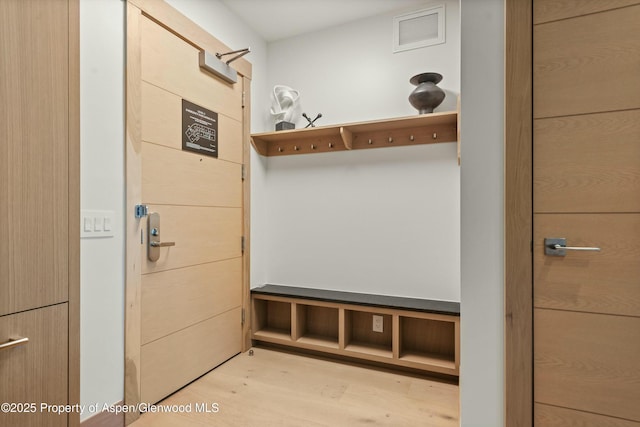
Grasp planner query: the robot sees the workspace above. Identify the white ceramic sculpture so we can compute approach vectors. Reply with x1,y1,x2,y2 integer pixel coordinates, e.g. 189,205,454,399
270,85,300,124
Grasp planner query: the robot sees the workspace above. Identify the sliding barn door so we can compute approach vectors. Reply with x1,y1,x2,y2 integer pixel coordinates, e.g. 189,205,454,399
125,1,251,415
533,1,640,425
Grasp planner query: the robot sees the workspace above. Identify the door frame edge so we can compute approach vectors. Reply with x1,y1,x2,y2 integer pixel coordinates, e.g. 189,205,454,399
69,0,81,425
124,2,144,425
504,0,533,426
242,76,252,352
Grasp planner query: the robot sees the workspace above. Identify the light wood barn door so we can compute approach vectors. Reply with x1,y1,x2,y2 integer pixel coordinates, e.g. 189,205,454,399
533,2,640,425
125,1,250,414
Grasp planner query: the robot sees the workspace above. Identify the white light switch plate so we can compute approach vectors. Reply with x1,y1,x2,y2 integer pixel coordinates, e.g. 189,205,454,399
81,210,115,238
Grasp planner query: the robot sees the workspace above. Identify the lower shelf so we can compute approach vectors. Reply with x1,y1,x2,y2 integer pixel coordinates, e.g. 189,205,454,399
344,342,393,359
399,351,456,371
253,328,291,342
297,335,339,349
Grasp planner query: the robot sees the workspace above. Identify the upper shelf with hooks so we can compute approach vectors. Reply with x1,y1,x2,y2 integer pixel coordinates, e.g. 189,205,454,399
250,111,459,159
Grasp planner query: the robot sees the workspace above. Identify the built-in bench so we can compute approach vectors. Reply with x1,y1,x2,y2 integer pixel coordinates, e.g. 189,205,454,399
251,284,460,377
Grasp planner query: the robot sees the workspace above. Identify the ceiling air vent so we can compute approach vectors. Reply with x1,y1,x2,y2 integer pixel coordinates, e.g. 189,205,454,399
393,5,445,53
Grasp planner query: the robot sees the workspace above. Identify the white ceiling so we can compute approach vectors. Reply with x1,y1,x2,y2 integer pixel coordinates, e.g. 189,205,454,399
220,0,430,42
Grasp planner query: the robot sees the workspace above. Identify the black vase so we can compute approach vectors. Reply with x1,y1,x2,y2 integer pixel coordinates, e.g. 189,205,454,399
408,72,445,114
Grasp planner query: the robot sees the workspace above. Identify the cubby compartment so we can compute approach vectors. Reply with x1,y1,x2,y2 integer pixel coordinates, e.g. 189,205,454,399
399,316,456,370
295,304,339,349
252,298,292,341
344,310,393,358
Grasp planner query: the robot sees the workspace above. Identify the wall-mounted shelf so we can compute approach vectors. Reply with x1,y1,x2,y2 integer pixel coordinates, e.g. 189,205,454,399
251,111,458,157
251,285,460,377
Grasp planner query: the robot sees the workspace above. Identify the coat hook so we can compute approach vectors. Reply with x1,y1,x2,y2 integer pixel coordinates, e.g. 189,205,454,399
278,147,283,152
311,144,316,150
410,135,415,141
368,139,373,145
329,142,334,148
432,132,437,139
388,137,393,143
294,145,299,151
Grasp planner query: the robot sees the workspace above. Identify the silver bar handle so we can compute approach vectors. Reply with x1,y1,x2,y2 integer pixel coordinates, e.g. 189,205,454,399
150,241,175,248
553,244,600,252
545,237,601,256
0,337,29,351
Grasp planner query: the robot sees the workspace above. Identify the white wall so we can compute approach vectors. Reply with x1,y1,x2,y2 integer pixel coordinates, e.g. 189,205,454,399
263,0,460,301
267,1,460,127
459,0,504,425
165,0,270,289
79,0,125,420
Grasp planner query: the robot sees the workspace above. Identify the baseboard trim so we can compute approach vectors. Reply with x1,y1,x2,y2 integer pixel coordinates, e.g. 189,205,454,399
80,401,124,427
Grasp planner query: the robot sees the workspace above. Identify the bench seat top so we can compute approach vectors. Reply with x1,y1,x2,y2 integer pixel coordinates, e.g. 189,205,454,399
251,284,460,316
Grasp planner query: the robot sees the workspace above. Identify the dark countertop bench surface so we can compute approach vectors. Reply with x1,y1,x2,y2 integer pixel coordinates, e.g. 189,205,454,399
251,284,460,316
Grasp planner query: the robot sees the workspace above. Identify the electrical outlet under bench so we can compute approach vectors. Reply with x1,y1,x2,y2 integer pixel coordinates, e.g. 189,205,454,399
372,315,384,333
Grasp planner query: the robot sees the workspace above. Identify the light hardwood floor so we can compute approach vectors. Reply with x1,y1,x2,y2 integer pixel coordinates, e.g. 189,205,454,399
131,347,459,426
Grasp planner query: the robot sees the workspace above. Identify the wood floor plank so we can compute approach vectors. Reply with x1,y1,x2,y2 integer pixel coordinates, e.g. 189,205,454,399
131,348,459,427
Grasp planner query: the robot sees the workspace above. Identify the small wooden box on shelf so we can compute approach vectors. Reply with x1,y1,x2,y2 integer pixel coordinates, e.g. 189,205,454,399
251,285,460,377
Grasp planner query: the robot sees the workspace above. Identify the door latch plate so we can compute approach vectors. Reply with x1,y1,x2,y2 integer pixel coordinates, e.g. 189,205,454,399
148,212,161,261
544,237,566,256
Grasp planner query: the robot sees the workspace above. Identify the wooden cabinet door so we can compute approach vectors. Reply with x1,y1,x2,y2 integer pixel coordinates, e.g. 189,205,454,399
533,2,640,425
0,1,79,425
0,304,68,427
0,0,70,316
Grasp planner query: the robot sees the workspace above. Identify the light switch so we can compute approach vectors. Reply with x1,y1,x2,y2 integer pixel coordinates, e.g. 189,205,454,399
81,210,115,238
93,216,104,232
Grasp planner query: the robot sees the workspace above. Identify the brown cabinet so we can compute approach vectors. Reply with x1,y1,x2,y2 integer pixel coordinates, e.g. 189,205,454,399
0,305,69,427
0,0,79,425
